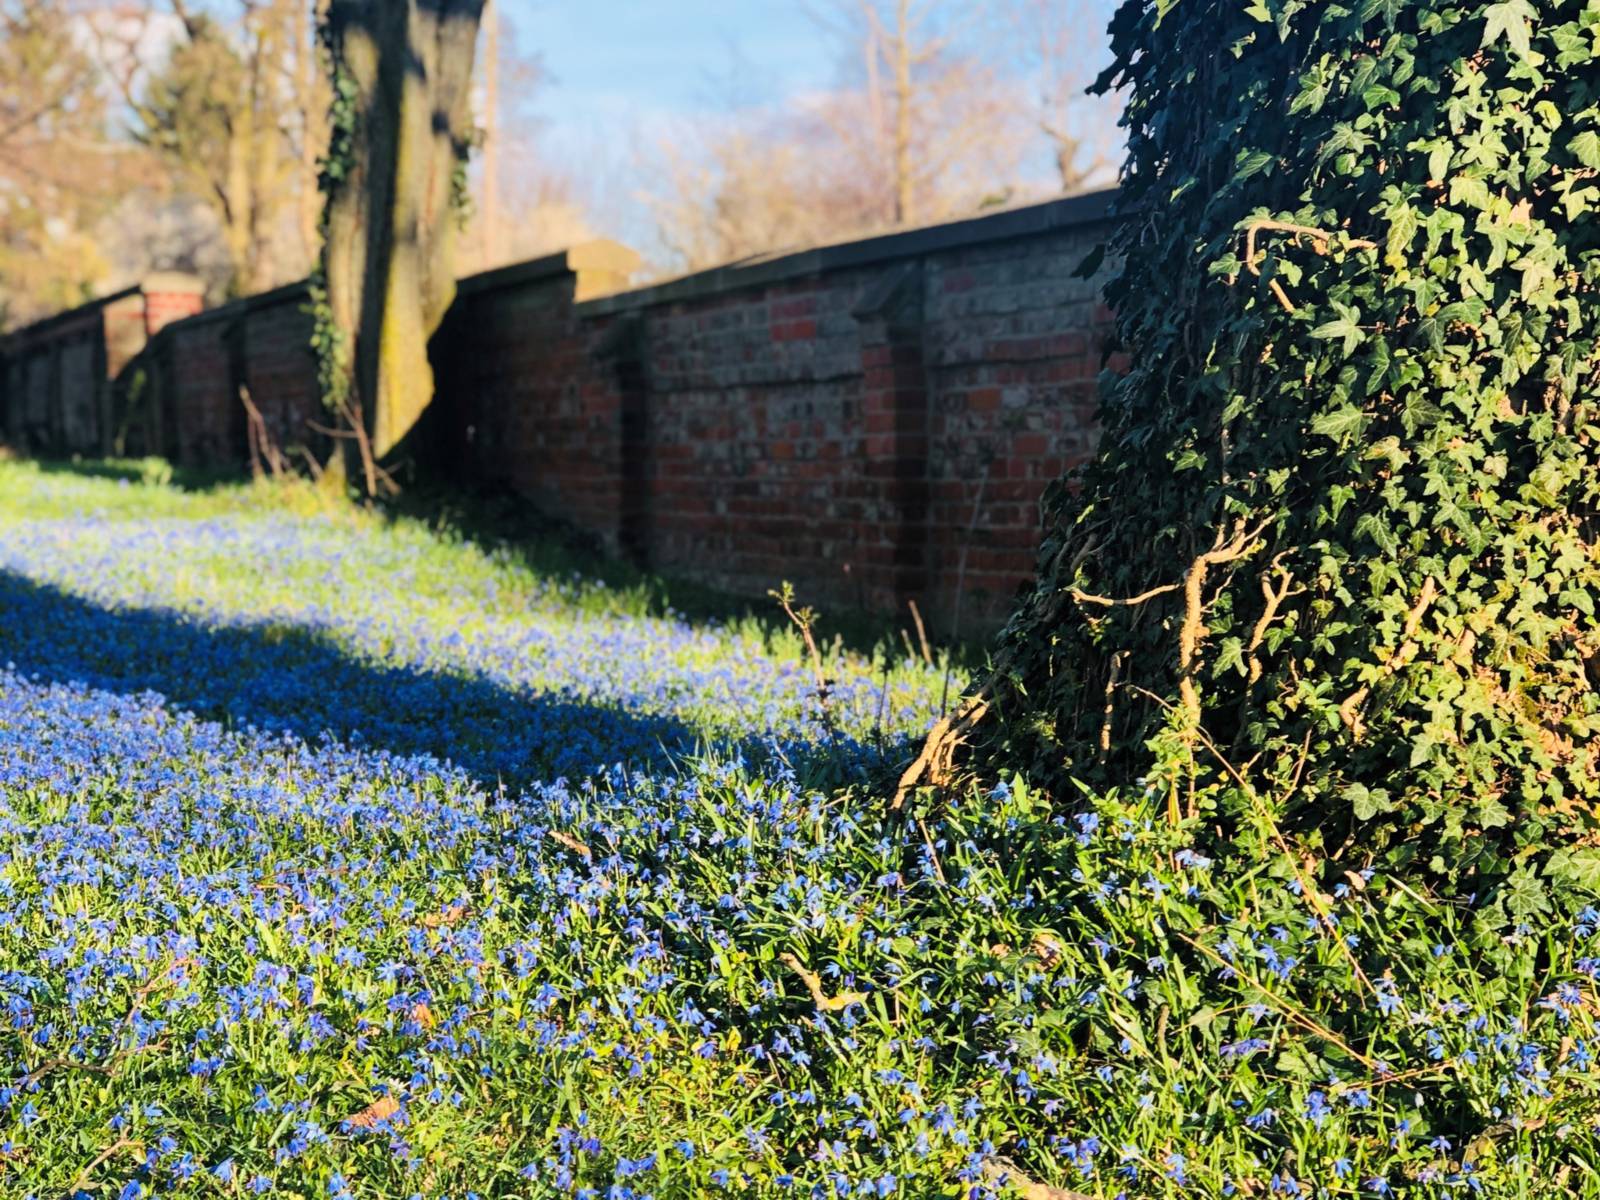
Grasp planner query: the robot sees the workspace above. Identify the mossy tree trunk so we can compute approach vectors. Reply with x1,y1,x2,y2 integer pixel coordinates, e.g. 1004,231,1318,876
319,0,484,478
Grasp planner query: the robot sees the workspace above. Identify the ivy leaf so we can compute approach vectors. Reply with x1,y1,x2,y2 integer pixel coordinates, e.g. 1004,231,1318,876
1482,0,1536,59
1386,204,1419,260
1344,783,1393,821
1362,84,1401,110
1073,243,1108,279
1355,513,1399,556
1449,175,1491,210
1427,142,1452,182
1359,0,1403,29
1213,637,1247,678
1312,306,1366,357
1570,130,1600,170
1311,405,1368,441
1236,148,1275,180
1551,22,1594,68
1503,866,1551,919
1547,849,1600,892
1290,67,1331,115
1317,123,1369,168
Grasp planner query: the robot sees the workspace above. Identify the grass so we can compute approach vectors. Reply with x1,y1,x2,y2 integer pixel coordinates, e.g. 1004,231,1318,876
3,457,1600,1199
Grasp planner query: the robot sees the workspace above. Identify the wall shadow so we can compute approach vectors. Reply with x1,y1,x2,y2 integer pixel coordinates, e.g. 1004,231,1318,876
0,569,707,789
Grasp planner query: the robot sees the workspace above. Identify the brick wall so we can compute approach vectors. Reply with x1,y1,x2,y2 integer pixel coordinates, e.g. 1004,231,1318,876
0,276,203,457
446,190,1120,631
8,192,1120,634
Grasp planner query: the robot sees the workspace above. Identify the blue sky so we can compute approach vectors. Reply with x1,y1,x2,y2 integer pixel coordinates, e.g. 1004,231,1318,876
496,1,848,249
506,1,839,130
487,1,1120,257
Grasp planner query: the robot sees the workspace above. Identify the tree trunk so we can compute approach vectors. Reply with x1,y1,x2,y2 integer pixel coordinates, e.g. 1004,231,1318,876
891,0,914,226
320,0,485,463
294,0,327,270
480,0,501,267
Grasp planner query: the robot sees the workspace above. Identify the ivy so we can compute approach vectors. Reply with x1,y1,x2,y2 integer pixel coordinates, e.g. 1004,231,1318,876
966,0,1600,910
307,12,359,419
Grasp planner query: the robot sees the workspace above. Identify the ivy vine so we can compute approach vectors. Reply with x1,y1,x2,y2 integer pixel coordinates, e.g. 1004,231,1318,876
950,0,1600,918
306,11,359,419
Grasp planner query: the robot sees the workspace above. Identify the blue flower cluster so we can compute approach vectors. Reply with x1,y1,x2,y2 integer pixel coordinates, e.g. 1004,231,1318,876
0,501,948,783
2,464,1600,1199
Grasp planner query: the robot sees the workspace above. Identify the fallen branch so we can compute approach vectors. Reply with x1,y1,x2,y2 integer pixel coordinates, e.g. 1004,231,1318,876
778,952,867,1012
546,829,593,860
891,691,992,810
981,1157,1097,1200
71,1136,137,1194
240,384,289,480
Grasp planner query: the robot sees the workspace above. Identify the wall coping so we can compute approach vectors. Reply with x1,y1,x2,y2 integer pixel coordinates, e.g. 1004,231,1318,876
161,279,313,333
579,188,1118,316
456,240,641,299
141,271,207,296
1,284,142,348
157,240,643,339
1,273,205,348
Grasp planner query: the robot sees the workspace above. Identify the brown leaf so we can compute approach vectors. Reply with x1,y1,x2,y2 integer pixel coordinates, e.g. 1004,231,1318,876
1030,934,1064,969
546,829,593,859
422,902,469,928
344,1095,400,1131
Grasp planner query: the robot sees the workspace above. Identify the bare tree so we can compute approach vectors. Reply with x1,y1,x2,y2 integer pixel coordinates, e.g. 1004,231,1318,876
452,4,591,276
816,0,1023,229
642,0,1025,275
1011,0,1121,193
96,0,329,298
478,0,501,266
0,1,133,325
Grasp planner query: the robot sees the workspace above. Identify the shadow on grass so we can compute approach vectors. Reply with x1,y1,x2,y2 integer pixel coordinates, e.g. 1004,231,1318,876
0,568,715,788
30,455,245,493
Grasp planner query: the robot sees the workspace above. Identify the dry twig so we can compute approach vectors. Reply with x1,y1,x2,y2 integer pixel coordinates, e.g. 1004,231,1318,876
1235,219,1378,313
779,953,866,1012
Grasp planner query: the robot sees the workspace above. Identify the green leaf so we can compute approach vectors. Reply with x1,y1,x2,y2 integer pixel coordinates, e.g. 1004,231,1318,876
1344,783,1393,821
1427,142,1452,182
1213,637,1247,678
1073,242,1108,279
1311,405,1368,441
1312,307,1366,357
1547,849,1600,892
1359,0,1403,29
1482,0,1536,58
1235,148,1275,180
1570,130,1600,170
1386,204,1419,259
1449,175,1491,210
1503,866,1551,919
